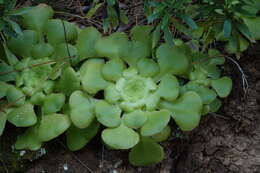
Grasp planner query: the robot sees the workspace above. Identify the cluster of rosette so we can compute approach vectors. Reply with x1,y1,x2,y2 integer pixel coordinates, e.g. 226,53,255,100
0,4,232,166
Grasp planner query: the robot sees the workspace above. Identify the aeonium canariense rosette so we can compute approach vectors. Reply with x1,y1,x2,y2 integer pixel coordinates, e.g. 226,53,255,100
0,4,233,166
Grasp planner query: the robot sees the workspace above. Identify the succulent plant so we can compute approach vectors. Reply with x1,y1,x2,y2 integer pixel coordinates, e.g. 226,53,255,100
0,4,233,166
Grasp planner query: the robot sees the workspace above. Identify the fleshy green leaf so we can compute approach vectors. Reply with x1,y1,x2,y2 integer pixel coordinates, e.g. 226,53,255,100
102,123,139,149
211,77,232,98
21,4,54,32
7,30,39,58
0,62,17,82
15,124,42,151
66,120,100,151
95,32,128,59
157,74,179,101
53,43,79,65
160,91,202,131
38,113,71,142
42,93,65,114
104,84,121,104
208,98,222,113
30,92,45,105
130,25,153,54
121,41,150,67
145,93,161,111
80,59,108,94
18,58,52,93
141,110,170,136
137,58,159,77
76,27,102,60
102,58,126,82
55,67,81,96
7,103,37,127
156,43,189,77
44,19,78,45
6,86,25,106
69,91,95,129
0,82,11,99
123,110,147,129
129,137,164,166
31,43,54,59
3,44,19,66
185,82,217,104
151,125,171,142
95,100,121,128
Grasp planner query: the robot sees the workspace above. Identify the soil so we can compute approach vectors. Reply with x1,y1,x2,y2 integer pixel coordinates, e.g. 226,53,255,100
1,1,260,173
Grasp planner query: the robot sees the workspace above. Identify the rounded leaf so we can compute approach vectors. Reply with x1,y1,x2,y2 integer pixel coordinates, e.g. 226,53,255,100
31,43,54,59
0,81,11,99
95,100,121,128
185,82,217,104
7,103,37,127
104,84,121,104
7,30,39,58
38,113,71,142
137,58,159,77
15,124,42,151
156,44,189,76
102,58,126,82
6,86,25,106
80,59,108,94
145,93,161,111
95,32,128,59
44,19,78,45
69,91,95,128
42,93,65,114
141,110,170,136
211,77,232,98
30,92,46,105
208,98,222,113
53,43,79,65
157,74,179,101
130,25,153,56
123,110,147,129
102,123,139,149
151,125,171,142
121,41,150,67
129,137,164,166
21,4,54,32
160,91,202,131
66,120,100,151
76,27,102,59
55,67,81,96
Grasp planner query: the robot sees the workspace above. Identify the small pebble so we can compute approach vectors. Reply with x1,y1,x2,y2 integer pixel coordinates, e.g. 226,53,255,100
20,150,26,156
63,163,69,171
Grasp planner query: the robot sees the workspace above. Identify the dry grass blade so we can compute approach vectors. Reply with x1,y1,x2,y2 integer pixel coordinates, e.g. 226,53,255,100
0,55,74,76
